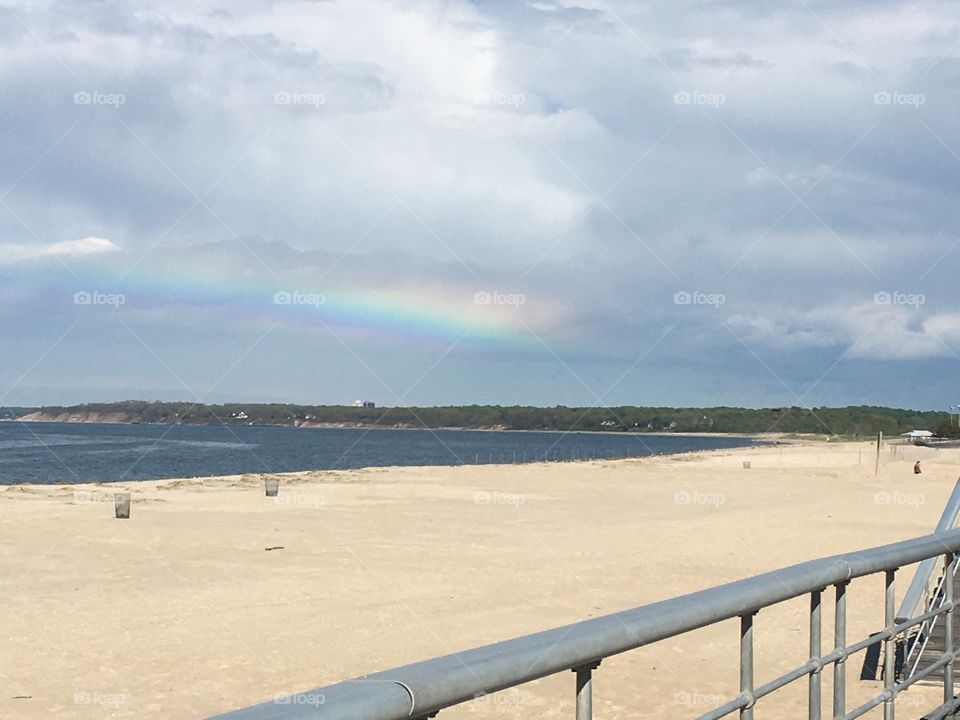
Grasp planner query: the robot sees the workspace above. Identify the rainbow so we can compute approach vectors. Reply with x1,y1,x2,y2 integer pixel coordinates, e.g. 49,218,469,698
69,259,543,349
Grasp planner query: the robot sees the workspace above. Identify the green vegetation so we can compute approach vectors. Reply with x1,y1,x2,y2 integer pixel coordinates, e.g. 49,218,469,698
932,417,960,439
0,407,31,420
3,401,952,437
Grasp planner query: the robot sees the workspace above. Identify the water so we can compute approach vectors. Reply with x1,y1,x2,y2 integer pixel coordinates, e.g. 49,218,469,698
0,421,759,484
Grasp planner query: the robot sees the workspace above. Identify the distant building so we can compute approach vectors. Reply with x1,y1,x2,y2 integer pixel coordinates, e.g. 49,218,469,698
901,430,934,444
353,400,375,409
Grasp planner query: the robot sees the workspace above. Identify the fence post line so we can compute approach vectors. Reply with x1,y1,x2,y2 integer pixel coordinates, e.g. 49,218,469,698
741,612,755,720
833,581,848,720
883,569,896,720
573,661,599,720
945,552,956,706
810,589,822,720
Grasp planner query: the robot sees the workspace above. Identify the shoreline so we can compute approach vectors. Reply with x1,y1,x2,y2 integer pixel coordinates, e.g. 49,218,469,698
3,442,743,491
11,415,776,437
7,417,864,441
0,447,752,487
0,434,901,490
0,426,773,486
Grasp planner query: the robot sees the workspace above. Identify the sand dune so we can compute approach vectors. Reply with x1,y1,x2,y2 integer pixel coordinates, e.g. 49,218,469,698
0,439,956,719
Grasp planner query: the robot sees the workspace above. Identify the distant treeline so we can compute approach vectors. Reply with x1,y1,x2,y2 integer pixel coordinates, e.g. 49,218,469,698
4,401,958,437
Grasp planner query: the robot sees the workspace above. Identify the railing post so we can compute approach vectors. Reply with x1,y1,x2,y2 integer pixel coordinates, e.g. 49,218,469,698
834,581,848,720
741,612,756,719
810,589,822,720
884,569,896,720
945,552,956,706
573,661,600,720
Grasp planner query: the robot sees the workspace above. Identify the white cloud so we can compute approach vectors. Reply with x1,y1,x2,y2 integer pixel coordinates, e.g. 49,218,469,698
729,302,960,361
726,313,839,351
0,236,120,265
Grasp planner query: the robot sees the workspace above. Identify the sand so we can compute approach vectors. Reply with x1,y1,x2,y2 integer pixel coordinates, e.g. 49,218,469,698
0,438,957,719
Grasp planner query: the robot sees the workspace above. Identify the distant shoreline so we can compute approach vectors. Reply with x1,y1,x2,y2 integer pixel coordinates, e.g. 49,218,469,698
4,401,949,438
9,416,782,440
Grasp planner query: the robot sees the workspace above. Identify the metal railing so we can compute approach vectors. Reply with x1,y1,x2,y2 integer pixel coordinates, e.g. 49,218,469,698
208,529,960,720
897,478,960,624
886,477,960,687
902,557,960,681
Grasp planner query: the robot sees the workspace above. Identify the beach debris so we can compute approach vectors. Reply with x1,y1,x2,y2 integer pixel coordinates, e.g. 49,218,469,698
264,476,279,497
115,492,131,519
264,546,285,551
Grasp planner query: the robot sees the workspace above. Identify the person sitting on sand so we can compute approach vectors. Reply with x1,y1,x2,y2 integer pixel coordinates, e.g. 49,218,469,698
914,461,922,475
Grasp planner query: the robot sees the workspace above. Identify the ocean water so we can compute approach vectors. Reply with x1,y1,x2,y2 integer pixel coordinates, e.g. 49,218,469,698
0,421,759,484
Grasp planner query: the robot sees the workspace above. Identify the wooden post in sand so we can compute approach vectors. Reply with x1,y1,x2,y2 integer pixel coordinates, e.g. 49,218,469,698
874,432,882,479
115,493,130,519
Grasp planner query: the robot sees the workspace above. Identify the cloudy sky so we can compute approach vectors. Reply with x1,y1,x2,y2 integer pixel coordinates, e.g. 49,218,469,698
1,0,959,409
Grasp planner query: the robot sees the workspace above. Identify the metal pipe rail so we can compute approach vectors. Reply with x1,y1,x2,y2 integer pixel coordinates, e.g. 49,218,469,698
889,477,960,685
904,557,960,679
898,478,960,624
208,530,960,720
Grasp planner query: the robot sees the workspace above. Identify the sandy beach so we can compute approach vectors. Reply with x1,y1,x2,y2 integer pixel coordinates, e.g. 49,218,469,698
1,438,958,719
